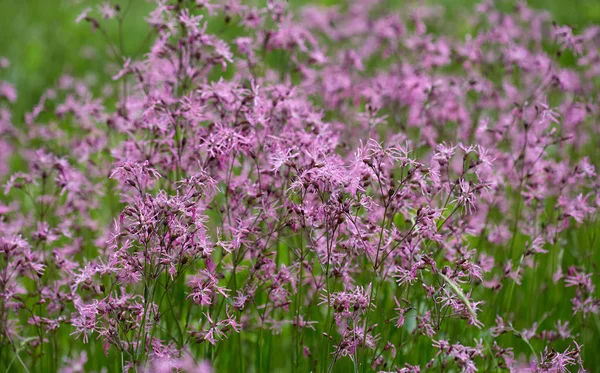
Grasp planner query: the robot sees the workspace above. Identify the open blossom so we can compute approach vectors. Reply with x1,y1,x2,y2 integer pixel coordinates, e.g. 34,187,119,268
320,285,374,325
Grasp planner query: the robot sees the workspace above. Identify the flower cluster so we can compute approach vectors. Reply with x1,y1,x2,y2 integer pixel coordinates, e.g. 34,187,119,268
1,0,599,372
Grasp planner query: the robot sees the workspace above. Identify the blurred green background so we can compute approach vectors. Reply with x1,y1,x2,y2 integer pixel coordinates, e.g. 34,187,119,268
0,0,154,118
1,0,600,120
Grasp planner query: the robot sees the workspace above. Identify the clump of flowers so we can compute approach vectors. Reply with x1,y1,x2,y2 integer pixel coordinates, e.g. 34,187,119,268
1,0,599,372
